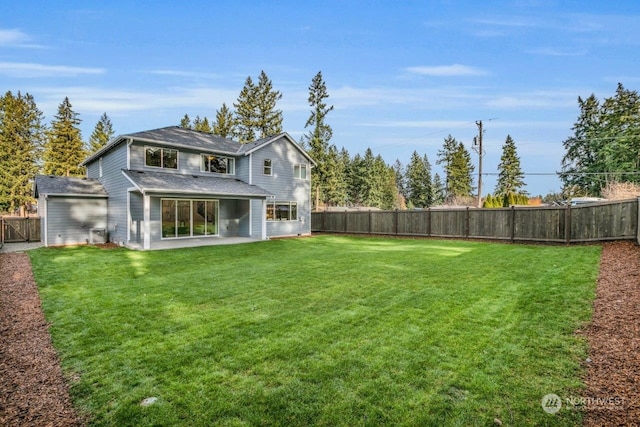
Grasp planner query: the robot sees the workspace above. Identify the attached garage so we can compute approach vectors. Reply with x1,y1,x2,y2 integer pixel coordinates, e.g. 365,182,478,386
34,175,108,247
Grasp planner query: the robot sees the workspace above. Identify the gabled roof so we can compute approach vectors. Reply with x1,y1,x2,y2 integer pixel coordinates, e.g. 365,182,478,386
122,169,273,198
34,175,108,198
81,126,315,166
238,133,316,165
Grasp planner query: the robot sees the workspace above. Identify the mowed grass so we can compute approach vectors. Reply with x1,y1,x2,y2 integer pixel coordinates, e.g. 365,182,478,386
29,236,601,426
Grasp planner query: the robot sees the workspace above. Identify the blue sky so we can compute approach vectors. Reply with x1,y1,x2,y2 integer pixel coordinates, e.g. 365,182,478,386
2,1,640,196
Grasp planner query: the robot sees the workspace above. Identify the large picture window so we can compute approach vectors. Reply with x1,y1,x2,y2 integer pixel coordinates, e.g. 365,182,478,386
266,201,297,221
146,146,178,169
162,199,218,238
201,154,235,174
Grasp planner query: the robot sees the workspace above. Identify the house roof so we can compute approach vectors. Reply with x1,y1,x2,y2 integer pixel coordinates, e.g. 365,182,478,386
81,126,315,166
122,169,273,198
34,175,108,198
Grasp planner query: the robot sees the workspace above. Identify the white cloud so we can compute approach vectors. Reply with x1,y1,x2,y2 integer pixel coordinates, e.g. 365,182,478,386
0,28,45,48
405,65,489,77
0,62,104,78
526,47,587,56
485,90,577,109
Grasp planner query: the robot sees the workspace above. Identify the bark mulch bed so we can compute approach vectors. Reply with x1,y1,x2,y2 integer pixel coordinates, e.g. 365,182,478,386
583,240,640,426
0,252,81,427
0,243,638,426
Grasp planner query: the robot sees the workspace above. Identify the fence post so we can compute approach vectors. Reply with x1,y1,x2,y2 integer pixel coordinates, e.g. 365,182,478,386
565,204,572,244
322,210,326,232
395,209,399,235
511,206,515,242
344,210,348,234
427,208,431,236
637,197,640,245
465,207,470,238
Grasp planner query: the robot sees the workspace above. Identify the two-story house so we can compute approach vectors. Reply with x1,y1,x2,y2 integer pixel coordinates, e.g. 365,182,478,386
34,126,314,250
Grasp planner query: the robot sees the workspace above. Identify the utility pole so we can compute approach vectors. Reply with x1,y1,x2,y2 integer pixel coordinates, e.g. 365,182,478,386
474,120,484,208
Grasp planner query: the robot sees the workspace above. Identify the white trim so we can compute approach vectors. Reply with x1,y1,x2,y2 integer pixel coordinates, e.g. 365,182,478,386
143,194,151,250
261,199,267,240
248,153,252,185
126,189,131,242
249,200,252,237
42,197,48,247
126,138,132,170
263,158,273,176
99,157,103,177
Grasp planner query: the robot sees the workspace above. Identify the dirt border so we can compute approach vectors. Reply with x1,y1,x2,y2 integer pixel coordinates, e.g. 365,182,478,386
1,242,638,425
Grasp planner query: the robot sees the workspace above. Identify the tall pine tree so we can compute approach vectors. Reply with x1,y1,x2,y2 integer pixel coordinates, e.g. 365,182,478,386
89,112,114,153
405,151,432,208
302,71,334,209
448,142,475,197
233,76,257,142
0,91,44,213
212,103,234,138
180,113,192,129
495,135,526,196
233,71,283,142
255,70,283,138
43,97,85,177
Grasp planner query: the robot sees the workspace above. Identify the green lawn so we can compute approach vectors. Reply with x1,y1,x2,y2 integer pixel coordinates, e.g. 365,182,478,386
29,236,601,426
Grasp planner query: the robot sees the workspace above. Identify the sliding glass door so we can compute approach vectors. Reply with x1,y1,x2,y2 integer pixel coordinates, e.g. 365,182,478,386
162,199,218,239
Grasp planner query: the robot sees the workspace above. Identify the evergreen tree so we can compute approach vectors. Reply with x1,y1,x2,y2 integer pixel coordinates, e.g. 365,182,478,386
89,112,114,153
303,71,334,209
234,71,283,142
405,151,432,207
180,113,192,129
323,145,348,206
431,173,445,206
193,115,212,133
0,91,44,213
255,70,283,138
495,135,526,196
233,76,257,142
43,97,85,177
392,159,407,201
436,134,459,194
561,83,640,196
212,103,235,138
447,142,475,197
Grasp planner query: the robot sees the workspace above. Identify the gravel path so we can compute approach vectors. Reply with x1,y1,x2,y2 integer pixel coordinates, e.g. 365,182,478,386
0,242,638,425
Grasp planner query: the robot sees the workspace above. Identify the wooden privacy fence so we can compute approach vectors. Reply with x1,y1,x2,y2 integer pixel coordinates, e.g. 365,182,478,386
311,198,640,244
1,217,41,243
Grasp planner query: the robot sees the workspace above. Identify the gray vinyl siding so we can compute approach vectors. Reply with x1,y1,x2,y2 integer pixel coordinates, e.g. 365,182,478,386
219,199,250,237
93,144,129,244
129,141,239,177
248,137,312,237
44,197,107,246
235,156,250,183
86,160,100,178
250,199,264,237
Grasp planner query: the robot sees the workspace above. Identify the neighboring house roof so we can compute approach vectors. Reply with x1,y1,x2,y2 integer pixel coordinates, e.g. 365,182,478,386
81,126,315,166
34,175,108,198
122,169,274,198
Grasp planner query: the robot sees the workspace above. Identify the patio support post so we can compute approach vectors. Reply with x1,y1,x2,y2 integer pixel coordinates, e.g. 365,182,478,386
143,194,151,250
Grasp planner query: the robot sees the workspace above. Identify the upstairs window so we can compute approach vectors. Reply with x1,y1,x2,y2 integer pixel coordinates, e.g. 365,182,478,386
201,154,235,175
294,164,307,179
263,159,272,175
145,146,178,169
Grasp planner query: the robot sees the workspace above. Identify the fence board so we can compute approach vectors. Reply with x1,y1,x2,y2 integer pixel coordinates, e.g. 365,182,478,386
311,199,639,244
1,217,41,243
